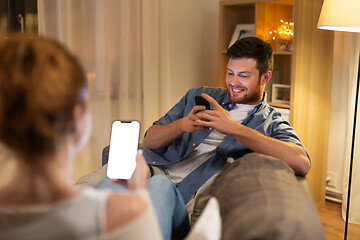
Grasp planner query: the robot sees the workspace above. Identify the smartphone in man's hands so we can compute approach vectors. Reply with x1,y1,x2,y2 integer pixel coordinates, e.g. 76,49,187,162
106,120,140,180
195,95,210,110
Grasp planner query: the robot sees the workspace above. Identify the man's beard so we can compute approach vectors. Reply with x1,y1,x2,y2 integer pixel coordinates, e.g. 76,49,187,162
227,84,263,104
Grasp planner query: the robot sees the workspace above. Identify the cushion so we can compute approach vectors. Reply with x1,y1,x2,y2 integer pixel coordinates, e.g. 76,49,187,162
193,153,326,240
185,197,221,240
75,164,107,187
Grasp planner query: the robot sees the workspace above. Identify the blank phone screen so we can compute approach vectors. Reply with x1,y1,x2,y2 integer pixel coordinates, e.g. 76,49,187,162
106,120,140,180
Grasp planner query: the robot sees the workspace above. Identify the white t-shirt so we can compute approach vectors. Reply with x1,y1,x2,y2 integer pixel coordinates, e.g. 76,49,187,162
161,104,256,185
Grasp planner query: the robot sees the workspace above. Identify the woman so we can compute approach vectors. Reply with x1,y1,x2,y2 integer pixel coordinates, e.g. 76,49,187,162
0,34,189,240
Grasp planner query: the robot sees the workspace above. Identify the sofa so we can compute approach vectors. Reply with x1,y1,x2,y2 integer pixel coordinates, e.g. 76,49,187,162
76,146,325,240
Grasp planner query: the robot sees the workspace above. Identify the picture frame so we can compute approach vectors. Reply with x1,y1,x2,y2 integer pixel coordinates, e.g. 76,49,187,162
271,84,291,104
228,24,255,48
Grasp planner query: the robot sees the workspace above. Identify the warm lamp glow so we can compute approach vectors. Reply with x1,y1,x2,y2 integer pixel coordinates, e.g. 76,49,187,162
317,0,360,33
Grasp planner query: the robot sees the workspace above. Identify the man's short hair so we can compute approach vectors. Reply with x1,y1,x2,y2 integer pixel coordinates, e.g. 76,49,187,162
227,37,273,76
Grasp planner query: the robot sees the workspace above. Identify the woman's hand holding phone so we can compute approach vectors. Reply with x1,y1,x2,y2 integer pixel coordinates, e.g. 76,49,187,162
128,150,149,191
110,150,149,190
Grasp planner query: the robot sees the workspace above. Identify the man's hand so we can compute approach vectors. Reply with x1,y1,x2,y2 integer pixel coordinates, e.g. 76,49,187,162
143,104,210,149
181,105,211,133
195,93,240,136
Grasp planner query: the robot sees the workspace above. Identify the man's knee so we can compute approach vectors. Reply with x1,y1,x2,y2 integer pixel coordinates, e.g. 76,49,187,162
147,175,175,192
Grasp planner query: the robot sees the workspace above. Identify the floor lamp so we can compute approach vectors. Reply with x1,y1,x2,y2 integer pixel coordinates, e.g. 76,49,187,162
317,0,360,239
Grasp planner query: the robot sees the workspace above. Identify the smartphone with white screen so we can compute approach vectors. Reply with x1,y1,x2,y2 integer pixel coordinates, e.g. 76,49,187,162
106,120,140,180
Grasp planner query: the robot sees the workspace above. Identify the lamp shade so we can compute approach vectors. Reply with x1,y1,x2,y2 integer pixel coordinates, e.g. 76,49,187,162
317,0,360,33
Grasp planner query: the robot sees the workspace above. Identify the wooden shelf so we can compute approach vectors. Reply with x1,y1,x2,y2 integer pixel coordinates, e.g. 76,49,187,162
274,51,293,55
222,48,293,55
268,101,290,109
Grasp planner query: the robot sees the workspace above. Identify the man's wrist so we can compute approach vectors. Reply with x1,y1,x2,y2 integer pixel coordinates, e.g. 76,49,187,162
228,122,246,138
171,118,183,133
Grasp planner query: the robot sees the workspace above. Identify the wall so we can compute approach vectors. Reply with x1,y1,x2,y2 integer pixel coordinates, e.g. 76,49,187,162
157,0,220,114
327,32,360,198
326,32,350,195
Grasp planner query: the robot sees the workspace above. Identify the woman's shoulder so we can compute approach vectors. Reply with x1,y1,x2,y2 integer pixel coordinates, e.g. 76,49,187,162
102,190,162,240
105,192,147,232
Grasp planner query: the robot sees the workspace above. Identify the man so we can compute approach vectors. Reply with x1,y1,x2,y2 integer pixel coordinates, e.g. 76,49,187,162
142,37,310,204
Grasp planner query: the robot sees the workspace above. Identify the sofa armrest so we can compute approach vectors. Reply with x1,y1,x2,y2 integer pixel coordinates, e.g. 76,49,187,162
102,145,110,166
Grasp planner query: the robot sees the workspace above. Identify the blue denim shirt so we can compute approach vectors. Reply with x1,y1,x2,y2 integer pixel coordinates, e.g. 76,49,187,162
143,87,309,203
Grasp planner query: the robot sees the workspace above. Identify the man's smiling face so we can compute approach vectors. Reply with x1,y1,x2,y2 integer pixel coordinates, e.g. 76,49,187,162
225,57,267,105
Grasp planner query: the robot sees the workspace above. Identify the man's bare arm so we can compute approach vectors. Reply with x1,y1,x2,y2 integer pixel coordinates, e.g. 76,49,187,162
142,121,184,149
230,125,310,176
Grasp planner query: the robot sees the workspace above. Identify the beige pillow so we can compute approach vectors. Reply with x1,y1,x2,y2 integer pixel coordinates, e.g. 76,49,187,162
186,197,221,240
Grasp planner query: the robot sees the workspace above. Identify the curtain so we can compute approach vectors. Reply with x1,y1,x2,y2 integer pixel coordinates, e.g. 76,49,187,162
340,32,360,224
37,0,220,182
0,144,15,188
38,0,161,180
